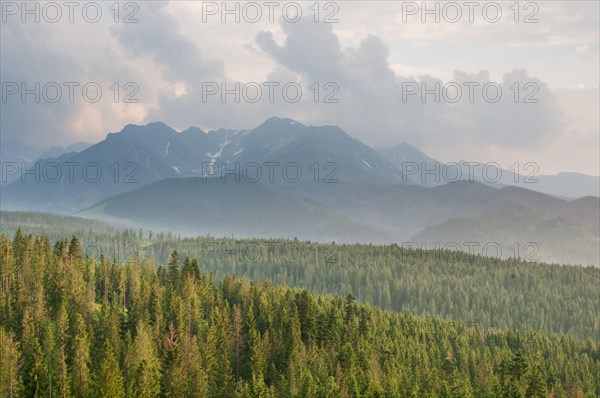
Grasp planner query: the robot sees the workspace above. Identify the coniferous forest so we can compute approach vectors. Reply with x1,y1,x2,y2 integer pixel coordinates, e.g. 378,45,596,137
3,1,600,396
3,212,598,341
0,231,599,397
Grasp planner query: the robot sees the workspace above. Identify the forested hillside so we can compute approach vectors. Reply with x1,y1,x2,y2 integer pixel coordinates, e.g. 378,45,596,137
0,233,599,397
2,212,599,341
0,211,121,240
148,236,600,341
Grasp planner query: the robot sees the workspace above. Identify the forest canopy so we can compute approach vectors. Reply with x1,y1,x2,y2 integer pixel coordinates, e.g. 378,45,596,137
0,232,598,397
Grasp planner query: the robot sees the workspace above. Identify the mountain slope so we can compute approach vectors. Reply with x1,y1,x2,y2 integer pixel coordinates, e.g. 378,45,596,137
378,144,600,197
378,142,442,186
80,176,390,242
37,142,92,160
412,186,600,265
1,118,406,213
82,177,600,265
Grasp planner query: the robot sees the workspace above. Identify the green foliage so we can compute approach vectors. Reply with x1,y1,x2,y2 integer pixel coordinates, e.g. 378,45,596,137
0,328,21,398
0,233,598,396
148,236,600,341
5,211,599,340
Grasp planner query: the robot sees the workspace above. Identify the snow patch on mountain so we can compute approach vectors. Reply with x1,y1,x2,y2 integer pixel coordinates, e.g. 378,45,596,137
355,152,372,169
206,138,232,165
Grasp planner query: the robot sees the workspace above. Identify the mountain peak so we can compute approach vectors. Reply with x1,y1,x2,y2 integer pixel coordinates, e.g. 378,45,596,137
121,121,173,132
390,142,428,155
257,116,305,129
378,142,440,168
181,126,207,136
112,121,177,137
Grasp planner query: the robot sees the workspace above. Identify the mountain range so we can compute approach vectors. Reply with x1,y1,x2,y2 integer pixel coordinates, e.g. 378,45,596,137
0,140,91,185
379,143,600,198
1,117,598,265
1,118,405,212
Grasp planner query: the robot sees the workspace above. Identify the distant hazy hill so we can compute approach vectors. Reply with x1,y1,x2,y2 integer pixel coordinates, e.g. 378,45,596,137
377,145,599,198
0,210,121,246
83,178,599,266
79,176,390,242
37,142,92,160
412,187,600,265
0,139,43,165
0,140,92,185
527,172,600,199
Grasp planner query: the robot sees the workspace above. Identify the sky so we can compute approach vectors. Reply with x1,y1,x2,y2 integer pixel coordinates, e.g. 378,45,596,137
1,0,598,175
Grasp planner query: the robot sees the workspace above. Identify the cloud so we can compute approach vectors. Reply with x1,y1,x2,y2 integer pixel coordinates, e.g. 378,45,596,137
255,19,345,81
575,44,589,55
110,1,224,83
252,18,565,150
0,3,150,146
0,1,596,174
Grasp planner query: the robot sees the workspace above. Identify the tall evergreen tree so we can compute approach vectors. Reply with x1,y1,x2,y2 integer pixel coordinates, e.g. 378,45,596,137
96,340,125,398
71,314,91,398
0,328,21,398
168,251,180,289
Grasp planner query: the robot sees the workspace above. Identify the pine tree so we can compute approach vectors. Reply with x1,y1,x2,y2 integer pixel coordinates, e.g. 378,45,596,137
0,328,21,398
71,314,91,398
24,338,46,398
295,290,316,346
131,322,161,398
96,340,125,398
191,258,201,280
182,256,193,279
205,306,234,397
41,323,59,398
168,250,180,289
185,336,209,397
232,305,245,381
161,321,187,397
526,362,548,398
0,235,16,330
